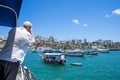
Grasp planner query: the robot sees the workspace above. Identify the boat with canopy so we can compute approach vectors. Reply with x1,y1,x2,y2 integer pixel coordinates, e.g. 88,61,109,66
41,52,66,64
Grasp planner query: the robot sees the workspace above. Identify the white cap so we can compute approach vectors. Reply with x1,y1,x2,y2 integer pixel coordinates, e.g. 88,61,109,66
23,21,32,27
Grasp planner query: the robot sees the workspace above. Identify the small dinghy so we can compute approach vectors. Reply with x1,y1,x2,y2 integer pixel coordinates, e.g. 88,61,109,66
71,62,83,66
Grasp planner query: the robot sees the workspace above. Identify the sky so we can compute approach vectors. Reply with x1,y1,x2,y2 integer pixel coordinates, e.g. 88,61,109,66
0,0,120,42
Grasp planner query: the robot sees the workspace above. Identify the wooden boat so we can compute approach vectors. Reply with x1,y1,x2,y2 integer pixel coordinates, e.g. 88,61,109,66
41,53,66,64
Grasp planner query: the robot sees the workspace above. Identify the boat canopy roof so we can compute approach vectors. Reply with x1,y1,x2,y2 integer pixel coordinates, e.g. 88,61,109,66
44,53,64,56
0,0,22,27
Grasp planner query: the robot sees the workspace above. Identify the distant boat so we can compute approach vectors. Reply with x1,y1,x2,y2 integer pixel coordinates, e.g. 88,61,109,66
84,49,98,55
41,52,66,64
41,47,53,53
31,48,37,53
71,62,83,66
109,48,120,51
98,48,109,53
29,47,40,53
65,49,84,57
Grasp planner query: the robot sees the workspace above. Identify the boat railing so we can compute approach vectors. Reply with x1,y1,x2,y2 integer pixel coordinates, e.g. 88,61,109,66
16,64,35,80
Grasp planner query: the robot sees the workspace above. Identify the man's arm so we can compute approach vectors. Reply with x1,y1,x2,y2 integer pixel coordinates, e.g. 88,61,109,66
27,28,37,46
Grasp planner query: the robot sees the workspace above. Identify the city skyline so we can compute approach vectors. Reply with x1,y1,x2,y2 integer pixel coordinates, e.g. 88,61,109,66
0,0,120,42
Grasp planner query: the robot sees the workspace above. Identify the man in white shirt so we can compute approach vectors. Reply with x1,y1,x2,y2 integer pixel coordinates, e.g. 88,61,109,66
0,21,36,80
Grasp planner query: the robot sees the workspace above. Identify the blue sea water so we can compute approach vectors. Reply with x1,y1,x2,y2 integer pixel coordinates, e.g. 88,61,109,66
23,51,120,80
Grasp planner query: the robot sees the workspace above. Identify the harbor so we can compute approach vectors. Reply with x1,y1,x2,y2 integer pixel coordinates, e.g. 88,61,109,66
0,0,120,80
24,50,120,80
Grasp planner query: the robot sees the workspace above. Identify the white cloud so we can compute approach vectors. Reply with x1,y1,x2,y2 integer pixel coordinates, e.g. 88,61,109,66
105,14,110,18
112,8,120,15
83,24,88,27
72,19,88,27
72,19,79,25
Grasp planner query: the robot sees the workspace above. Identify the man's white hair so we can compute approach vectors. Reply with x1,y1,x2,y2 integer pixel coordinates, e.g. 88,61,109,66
23,21,32,26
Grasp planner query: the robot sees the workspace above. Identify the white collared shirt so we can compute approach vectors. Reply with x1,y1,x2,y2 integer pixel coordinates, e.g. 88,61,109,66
0,27,35,63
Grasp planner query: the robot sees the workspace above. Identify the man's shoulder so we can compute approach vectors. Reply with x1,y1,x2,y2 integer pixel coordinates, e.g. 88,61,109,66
18,27,32,36
17,27,23,30
17,27,26,32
